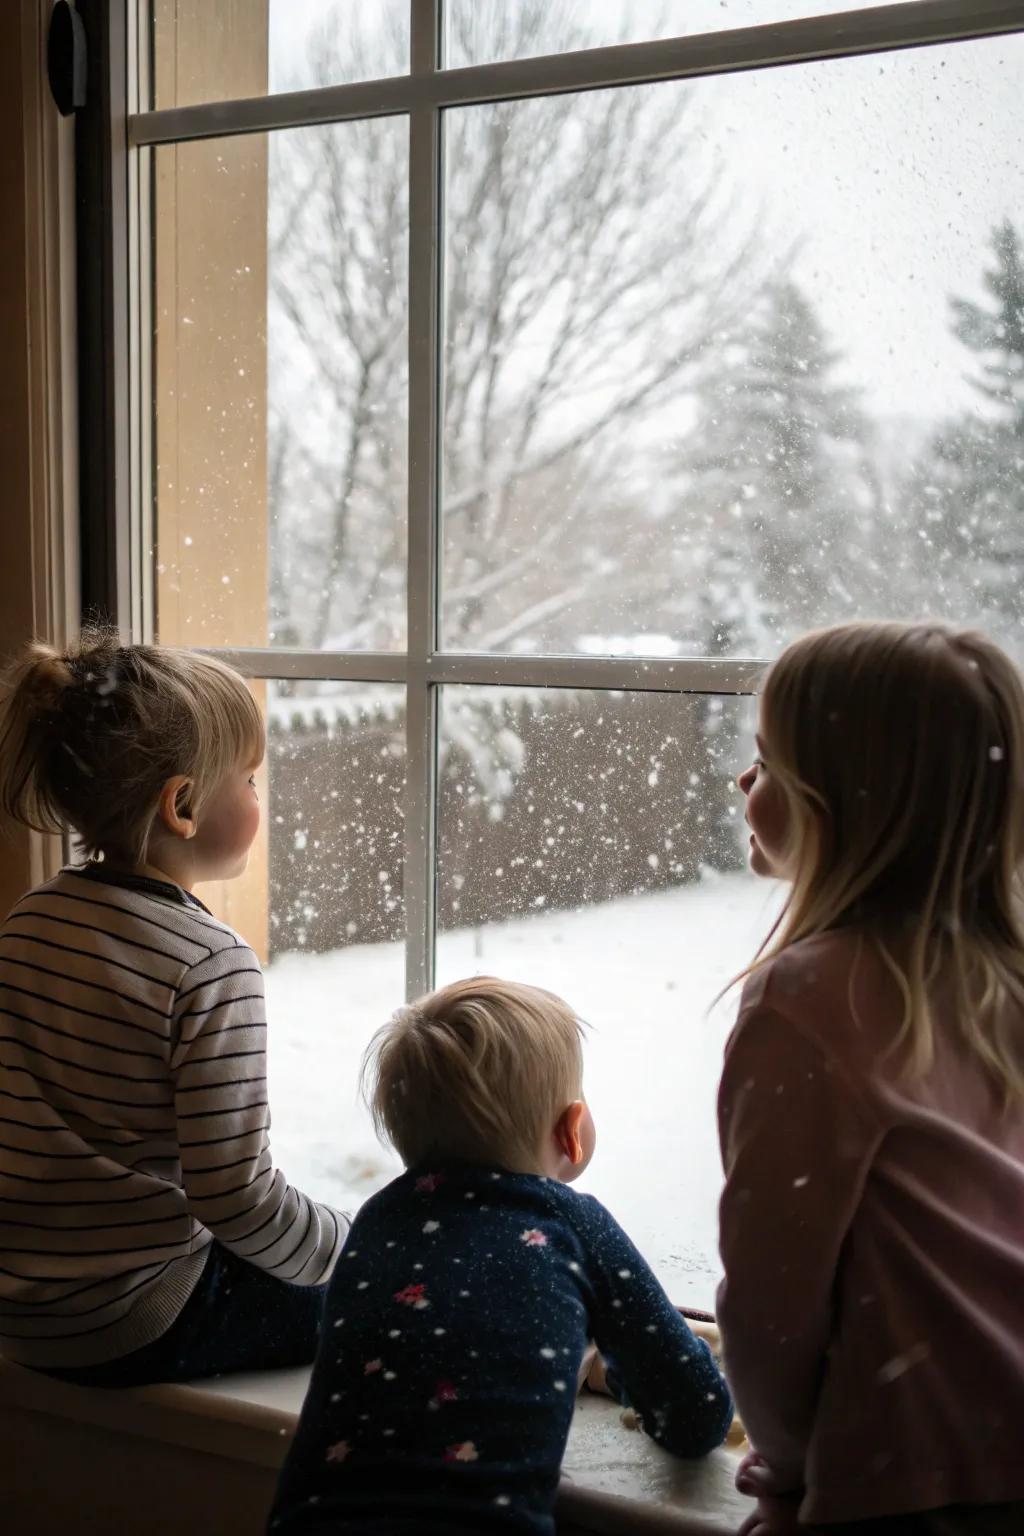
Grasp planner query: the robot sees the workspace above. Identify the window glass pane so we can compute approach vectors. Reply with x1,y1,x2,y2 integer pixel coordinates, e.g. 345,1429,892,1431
152,119,408,650
445,0,918,68
435,686,774,1307
441,35,1024,661
197,680,406,1213
148,0,409,111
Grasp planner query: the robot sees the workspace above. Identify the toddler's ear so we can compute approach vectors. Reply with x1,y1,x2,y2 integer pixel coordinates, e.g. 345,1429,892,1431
554,1100,586,1167
158,775,197,840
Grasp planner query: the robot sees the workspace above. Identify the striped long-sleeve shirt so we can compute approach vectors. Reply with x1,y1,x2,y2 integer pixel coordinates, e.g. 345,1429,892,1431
0,864,345,1369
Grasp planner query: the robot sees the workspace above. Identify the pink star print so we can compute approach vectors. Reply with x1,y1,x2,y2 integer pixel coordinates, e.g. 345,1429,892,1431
364,1358,383,1375
325,1440,351,1464
394,1282,430,1309
520,1228,548,1247
435,1380,458,1403
415,1173,444,1192
445,1440,479,1463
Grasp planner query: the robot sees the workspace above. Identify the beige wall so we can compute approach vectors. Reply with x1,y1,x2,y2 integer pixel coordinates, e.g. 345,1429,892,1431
153,3,271,953
0,1,272,950
0,2,75,919
0,6,36,919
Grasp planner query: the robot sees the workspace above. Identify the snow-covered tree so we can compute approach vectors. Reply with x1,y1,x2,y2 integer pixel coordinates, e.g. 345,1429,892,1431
677,279,878,656
904,220,1024,645
952,218,1024,435
266,0,761,653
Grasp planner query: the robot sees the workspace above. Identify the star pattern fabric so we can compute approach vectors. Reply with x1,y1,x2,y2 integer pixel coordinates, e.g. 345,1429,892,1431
269,1163,732,1535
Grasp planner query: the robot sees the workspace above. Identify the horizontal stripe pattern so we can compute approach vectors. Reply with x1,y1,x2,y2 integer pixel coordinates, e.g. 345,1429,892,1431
0,866,345,1368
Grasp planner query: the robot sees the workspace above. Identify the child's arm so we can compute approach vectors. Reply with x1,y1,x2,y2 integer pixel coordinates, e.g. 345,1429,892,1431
716,1004,882,1491
170,947,346,1283
571,1194,733,1458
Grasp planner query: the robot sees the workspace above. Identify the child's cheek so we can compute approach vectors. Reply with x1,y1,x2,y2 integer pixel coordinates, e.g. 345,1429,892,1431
240,795,261,853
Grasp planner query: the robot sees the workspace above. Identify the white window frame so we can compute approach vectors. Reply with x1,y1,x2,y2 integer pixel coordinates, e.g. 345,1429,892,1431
117,0,1024,997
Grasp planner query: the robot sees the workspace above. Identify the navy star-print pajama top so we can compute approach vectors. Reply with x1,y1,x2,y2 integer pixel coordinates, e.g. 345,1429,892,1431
269,1164,732,1535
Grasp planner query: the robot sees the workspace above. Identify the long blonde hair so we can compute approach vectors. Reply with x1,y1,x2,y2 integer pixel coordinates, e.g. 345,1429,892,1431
749,621,1024,1101
0,628,264,865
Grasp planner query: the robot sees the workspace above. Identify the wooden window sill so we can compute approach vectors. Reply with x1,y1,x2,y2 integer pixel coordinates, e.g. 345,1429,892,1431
1,1357,746,1535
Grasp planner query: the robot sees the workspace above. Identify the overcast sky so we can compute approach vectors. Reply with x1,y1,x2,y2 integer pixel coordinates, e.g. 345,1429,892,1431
265,4,1024,424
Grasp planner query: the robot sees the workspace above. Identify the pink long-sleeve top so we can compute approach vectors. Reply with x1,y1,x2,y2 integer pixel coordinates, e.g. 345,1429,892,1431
716,929,1024,1526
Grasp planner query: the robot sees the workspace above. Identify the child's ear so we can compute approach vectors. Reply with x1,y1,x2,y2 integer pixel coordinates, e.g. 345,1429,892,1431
554,1100,586,1167
158,775,197,841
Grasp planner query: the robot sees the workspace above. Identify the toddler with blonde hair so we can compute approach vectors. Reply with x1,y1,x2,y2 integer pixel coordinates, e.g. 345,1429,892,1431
270,975,732,1535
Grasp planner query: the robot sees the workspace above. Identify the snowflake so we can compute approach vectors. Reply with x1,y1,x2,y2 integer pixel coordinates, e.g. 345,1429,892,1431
325,1440,351,1464
422,1219,440,1234
520,1228,547,1247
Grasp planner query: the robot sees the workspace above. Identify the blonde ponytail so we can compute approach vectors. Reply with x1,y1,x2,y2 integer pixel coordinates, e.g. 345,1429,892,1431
0,628,263,864
0,641,83,837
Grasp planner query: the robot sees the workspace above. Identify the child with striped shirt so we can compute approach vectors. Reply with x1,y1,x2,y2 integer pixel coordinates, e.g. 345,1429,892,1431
0,632,344,1383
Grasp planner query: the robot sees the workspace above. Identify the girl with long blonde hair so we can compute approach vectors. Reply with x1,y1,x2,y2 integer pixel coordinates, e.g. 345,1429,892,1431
718,621,1024,1536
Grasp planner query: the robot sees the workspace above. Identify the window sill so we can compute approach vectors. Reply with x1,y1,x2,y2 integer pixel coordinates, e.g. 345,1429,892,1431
1,1357,746,1535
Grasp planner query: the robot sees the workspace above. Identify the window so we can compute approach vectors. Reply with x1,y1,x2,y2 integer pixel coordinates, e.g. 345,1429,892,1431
91,0,1024,1302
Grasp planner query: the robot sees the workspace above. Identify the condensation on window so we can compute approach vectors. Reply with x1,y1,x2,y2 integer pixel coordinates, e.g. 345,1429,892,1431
440,28,1024,661
445,0,922,69
148,0,410,111
215,680,407,1216
152,115,408,652
436,686,776,1306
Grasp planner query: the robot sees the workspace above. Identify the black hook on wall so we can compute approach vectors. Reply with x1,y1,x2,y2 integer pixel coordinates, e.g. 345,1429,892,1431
47,0,88,116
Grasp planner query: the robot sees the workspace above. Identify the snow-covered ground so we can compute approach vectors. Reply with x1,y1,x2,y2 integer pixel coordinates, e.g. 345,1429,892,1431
265,870,781,1310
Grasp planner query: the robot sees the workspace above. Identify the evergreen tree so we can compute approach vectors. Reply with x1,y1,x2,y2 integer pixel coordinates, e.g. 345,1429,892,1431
904,220,1024,640
679,279,877,655
951,218,1024,435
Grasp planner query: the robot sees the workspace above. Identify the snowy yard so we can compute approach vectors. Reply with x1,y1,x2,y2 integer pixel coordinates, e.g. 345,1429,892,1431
265,870,781,1310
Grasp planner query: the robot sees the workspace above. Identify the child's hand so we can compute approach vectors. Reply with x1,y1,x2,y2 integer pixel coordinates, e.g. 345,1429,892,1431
677,1312,749,1449
736,1494,804,1536
577,1340,598,1392
735,1454,803,1534
735,1453,798,1497
576,1342,615,1397
686,1317,722,1355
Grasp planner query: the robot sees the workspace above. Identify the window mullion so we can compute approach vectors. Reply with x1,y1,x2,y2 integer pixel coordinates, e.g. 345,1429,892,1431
77,0,133,634
404,0,443,1001
127,0,1024,148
